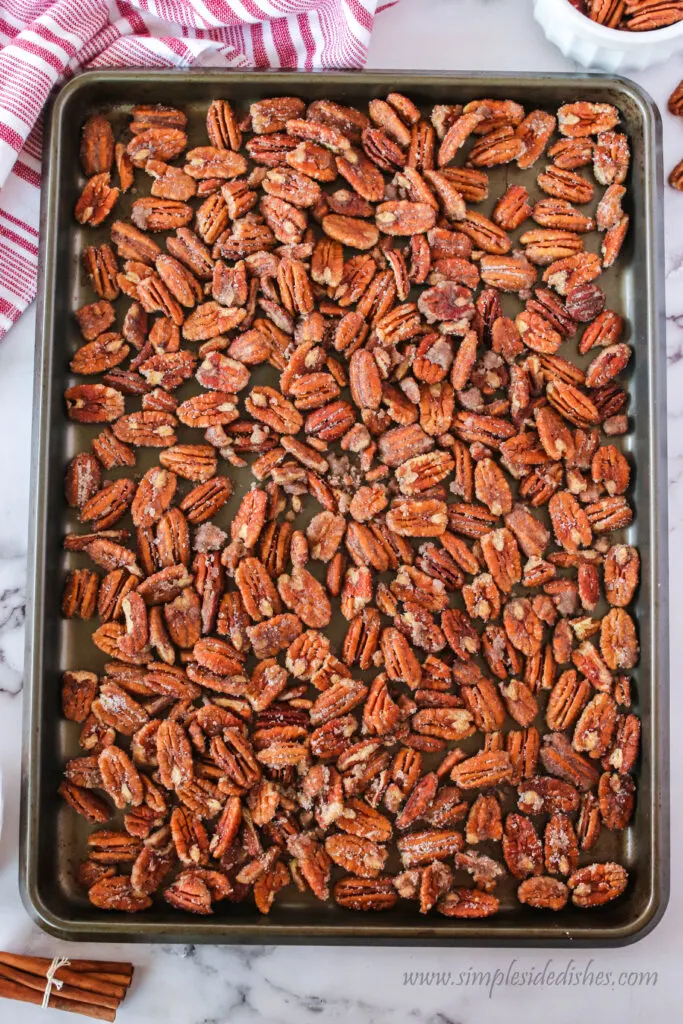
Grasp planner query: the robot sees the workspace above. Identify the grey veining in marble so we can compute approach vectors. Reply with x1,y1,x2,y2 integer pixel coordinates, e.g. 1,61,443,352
0,1,680,1020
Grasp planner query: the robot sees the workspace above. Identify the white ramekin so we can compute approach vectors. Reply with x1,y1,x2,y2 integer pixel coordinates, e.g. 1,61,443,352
533,0,683,71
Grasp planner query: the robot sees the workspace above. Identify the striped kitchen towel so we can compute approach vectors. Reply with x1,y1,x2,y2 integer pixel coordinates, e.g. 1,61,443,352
0,0,381,339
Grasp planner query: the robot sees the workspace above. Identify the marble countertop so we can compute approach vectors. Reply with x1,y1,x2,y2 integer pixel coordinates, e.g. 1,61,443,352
0,1,680,1020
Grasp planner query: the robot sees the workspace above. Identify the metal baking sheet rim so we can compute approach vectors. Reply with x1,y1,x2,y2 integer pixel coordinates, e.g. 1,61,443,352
21,69,670,946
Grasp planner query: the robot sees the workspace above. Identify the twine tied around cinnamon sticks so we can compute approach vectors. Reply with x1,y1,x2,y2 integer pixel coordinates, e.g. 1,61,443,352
42,957,72,1008
0,951,134,1021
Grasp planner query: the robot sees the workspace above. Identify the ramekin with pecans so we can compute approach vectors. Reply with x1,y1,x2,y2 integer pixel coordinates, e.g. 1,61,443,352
533,0,683,70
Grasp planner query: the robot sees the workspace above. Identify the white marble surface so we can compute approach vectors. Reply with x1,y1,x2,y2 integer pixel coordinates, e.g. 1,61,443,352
0,0,681,1020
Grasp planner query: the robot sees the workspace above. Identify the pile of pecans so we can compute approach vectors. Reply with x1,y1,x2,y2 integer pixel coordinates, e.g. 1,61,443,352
569,0,683,31
60,91,639,920
667,81,683,189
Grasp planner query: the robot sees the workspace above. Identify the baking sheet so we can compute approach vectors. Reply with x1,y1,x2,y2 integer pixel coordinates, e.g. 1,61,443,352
21,70,669,944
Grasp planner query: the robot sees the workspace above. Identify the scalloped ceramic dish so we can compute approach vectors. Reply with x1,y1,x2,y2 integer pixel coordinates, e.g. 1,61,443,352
533,0,683,71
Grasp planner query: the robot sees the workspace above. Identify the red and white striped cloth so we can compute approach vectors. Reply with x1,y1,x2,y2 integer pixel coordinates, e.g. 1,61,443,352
0,0,383,340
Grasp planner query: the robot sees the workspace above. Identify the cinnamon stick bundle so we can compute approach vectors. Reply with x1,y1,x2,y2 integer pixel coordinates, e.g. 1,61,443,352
0,952,134,1021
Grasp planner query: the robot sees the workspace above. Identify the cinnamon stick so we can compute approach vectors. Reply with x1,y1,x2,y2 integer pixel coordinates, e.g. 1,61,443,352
46,968,126,1001
0,953,133,981
85,971,133,988
0,955,131,997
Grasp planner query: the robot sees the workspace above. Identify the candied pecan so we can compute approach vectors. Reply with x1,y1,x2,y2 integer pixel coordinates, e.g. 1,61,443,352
546,669,591,732
62,569,99,620
499,680,537,727
573,691,618,759
518,876,569,911
321,213,378,250
458,211,511,255
185,146,247,182
540,732,600,792
386,498,447,537
546,380,599,427
59,780,111,824
450,750,512,789
568,862,628,907
80,114,115,177
437,110,487,166
600,607,638,670
159,444,217,483
514,109,556,168
557,102,618,138
518,776,580,816
598,769,635,830
547,133,593,167
248,613,303,659
375,199,437,237
468,126,524,167
75,299,117,341
492,184,532,230
65,453,102,510
334,797,391,843
522,228,584,267
325,834,387,878
65,384,125,424
75,172,119,227
89,875,152,912
503,814,543,879
464,794,501,845
544,812,579,876
287,832,331,900
397,829,463,868
437,888,499,918
604,544,639,607
479,514,519,572
278,567,332,629
98,745,144,809
548,490,592,552
334,876,397,911
62,671,99,724
126,125,187,167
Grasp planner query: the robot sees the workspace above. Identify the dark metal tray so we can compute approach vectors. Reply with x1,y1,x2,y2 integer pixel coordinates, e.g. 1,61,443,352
22,70,669,945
